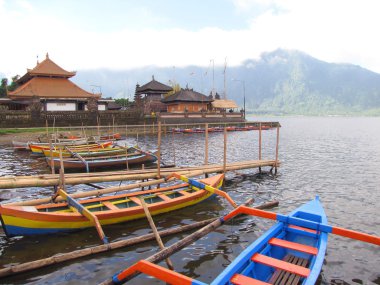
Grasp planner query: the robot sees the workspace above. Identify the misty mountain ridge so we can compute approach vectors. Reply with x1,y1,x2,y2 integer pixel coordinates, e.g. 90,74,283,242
72,49,380,115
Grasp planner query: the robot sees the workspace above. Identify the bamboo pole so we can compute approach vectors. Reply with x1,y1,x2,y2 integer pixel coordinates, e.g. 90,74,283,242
112,115,115,137
58,188,108,244
97,116,100,138
275,125,280,174
204,123,209,166
45,119,49,143
157,122,161,178
100,200,280,285
58,148,65,190
223,125,227,174
140,198,174,270
171,128,176,166
49,136,55,175
0,218,219,279
0,160,279,190
259,122,262,173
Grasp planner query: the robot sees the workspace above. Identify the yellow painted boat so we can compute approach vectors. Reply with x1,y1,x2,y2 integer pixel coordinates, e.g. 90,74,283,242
0,174,224,237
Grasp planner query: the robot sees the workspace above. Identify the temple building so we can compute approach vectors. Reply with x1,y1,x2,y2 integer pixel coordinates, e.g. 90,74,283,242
135,76,173,114
161,87,213,112
7,53,103,111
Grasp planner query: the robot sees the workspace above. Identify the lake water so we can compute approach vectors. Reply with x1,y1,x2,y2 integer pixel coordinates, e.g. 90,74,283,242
0,116,379,284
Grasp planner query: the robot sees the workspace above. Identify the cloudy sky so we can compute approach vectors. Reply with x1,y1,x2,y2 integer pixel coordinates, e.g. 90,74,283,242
1,0,379,77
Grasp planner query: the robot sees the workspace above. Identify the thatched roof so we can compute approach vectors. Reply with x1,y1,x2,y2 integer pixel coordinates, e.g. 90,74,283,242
211,99,238,109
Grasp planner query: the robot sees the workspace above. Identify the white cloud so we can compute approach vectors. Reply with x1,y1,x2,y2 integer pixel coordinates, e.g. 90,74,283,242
1,0,380,78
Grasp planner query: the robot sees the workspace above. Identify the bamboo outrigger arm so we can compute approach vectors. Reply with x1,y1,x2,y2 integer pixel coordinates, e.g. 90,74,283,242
166,172,237,208
58,188,109,244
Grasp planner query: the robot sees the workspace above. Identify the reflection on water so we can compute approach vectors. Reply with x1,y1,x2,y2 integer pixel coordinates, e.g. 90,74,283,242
0,117,379,284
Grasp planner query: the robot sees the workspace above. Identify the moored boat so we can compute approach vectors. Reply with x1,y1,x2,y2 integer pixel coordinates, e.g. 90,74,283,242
0,174,224,237
45,148,157,170
100,133,122,140
29,141,113,154
42,146,127,158
12,141,31,151
212,197,327,285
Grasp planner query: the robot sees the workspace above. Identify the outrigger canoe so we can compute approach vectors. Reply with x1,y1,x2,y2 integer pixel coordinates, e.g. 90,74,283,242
29,141,113,154
0,174,224,237
45,148,158,170
110,197,328,285
212,197,327,285
42,146,127,158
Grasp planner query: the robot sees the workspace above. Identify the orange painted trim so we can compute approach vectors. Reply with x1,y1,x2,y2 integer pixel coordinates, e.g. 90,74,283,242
251,253,310,277
223,206,277,222
332,227,380,246
116,260,193,285
269,238,318,255
231,274,271,285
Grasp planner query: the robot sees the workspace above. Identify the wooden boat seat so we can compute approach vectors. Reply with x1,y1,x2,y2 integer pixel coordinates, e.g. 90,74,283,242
269,238,318,255
157,194,172,201
178,190,191,196
128,197,142,205
231,274,271,285
102,201,119,210
268,254,309,285
288,225,317,234
251,253,310,277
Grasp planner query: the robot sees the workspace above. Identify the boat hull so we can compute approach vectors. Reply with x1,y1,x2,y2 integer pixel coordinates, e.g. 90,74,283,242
0,174,224,237
212,197,328,285
29,141,113,154
46,152,157,170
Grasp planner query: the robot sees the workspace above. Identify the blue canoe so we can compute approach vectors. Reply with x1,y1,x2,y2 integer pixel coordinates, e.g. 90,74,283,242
110,197,328,285
212,196,328,285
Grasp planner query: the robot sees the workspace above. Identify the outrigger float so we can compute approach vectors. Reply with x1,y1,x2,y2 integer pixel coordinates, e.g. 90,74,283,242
104,196,380,285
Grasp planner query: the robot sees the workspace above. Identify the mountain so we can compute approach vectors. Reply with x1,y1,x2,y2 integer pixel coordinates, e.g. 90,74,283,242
72,49,380,115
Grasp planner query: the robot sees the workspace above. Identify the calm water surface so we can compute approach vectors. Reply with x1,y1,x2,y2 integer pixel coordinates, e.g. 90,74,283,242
0,117,379,284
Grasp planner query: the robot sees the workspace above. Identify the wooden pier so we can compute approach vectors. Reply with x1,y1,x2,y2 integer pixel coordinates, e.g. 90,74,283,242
0,159,278,190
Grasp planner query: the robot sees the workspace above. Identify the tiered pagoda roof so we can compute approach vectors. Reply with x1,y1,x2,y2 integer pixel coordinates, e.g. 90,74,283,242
136,76,172,94
8,53,100,100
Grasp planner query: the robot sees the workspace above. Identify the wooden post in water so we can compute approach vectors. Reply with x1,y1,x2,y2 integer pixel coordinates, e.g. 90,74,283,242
56,148,65,197
125,125,129,171
97,116,101,138
157,122,161,179
275,125,280,174
259,122,262,173
171,128,176,166
45,119,49,142
140,198,174,270
112,115,115,137
204,123,209,165
223,125,227,174
48,140,55,175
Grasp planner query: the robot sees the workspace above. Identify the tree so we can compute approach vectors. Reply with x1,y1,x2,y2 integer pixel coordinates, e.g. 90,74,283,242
164,83,181,98
0,78,7,97
8,75,20,92
114,98,131,107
